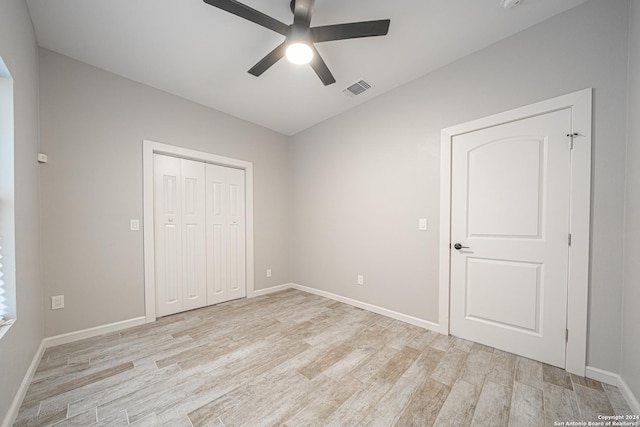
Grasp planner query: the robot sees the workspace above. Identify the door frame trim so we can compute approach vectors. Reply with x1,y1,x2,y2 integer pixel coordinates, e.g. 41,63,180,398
438,89,592,375
142,140,255,323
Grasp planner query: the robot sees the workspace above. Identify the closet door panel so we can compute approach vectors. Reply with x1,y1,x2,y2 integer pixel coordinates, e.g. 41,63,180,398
206,164,228,305
226,168,246,300
206,164,246,304
181,158,207,311
154,154,183,317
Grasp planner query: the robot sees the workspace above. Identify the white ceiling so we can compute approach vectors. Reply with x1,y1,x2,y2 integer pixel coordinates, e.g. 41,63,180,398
26,0,589,135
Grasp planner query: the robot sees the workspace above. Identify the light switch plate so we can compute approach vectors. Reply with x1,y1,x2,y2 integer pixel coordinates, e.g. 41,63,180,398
130,219,140,231
419,218,428,230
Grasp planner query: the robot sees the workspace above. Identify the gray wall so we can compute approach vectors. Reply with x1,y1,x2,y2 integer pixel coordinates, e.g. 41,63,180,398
38,49,290,336
0,0,43,423
290,0,629,373
621,0,640,405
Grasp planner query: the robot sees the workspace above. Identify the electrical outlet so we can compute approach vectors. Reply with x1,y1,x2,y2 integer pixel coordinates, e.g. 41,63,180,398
357,274,364,286
266,269,272,278
130,219,140,231
51,295,64,310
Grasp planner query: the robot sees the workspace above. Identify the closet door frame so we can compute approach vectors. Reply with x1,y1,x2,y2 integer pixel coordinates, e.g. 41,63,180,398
142,139,255,323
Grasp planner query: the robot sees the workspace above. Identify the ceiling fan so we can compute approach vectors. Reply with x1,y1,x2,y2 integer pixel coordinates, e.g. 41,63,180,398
202,0,391,86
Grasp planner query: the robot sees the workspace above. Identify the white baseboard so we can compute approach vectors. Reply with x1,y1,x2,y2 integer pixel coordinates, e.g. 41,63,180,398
250,282,444,333
249,284,292,298
289,283,443,333
618,376,640,415
1,340,46,427
586,366,619,386
43,316,147,348
586,366,640,415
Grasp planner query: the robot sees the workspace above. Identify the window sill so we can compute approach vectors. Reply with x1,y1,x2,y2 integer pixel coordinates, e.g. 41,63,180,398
0,318,15,340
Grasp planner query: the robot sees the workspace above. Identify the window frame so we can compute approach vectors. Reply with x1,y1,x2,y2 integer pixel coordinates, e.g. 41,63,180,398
0,55,16,339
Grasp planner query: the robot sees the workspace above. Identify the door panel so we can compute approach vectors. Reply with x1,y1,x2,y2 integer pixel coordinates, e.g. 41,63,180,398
206,165,226,304
162,223,180,304
154,154,183,317
465,258,541,332
154,155,207,317
180,159,207,311
226,168,246,299
206,164,246,305
184,224,198,299
467,138,544,238
211,224,224,294
450,109,571,368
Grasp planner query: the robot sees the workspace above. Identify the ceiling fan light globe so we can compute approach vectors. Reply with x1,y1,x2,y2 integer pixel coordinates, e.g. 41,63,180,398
286,43,313,65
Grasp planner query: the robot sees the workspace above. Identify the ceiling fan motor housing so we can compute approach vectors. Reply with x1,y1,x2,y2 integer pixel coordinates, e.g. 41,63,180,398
287,23,312,45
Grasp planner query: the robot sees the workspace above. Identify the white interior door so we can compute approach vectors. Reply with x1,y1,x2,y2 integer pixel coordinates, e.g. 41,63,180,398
154,154,207,317
450,108,571,368
206,164,246,305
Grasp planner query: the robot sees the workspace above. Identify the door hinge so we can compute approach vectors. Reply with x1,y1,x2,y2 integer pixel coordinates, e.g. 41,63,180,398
568,233,572,246
567,132,578,150
566,328,569,342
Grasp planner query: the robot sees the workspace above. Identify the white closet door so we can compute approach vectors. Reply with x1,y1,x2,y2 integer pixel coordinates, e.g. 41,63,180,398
154,154,207,317
206,164,246,305
180,158,207,311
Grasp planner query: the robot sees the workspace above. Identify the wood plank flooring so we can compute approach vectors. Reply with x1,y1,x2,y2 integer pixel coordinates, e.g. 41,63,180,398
14,289,636,426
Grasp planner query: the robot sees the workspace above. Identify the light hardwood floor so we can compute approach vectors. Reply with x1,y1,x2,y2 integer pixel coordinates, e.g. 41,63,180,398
15,289,635,426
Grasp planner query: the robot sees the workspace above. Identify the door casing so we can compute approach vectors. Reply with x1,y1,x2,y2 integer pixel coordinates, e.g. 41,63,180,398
143,140,255,322
439,89,592,375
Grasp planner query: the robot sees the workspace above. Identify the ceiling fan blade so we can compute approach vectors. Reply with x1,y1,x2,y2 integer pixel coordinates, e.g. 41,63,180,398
292,0,314,28
309,45,336,86
203,0,288,35
311,19,390,43
248,42,287,76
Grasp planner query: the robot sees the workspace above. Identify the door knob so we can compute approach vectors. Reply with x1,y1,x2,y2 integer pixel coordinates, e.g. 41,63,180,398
454,243,469,250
